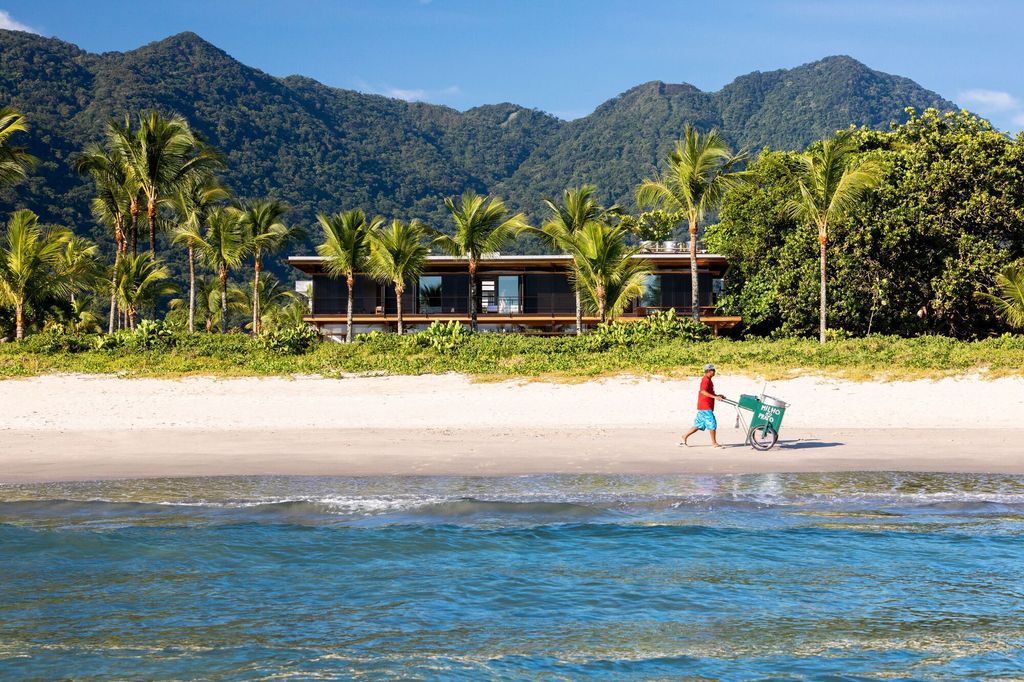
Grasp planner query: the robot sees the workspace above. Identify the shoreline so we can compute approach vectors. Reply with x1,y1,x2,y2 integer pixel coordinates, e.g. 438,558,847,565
3,427,1024,483
2,374,1022,483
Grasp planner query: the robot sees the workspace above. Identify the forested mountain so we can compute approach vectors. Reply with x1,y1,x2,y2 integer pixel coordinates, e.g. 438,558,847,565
0,29,957,266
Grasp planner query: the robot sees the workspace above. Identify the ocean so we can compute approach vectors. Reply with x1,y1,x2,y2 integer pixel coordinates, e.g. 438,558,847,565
2,473,1023,680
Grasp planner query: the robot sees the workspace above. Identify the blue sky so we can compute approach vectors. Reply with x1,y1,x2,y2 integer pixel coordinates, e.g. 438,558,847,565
3,1,1023,130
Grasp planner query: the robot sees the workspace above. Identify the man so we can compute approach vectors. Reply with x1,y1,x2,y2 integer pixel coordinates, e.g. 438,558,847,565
680,363,726,448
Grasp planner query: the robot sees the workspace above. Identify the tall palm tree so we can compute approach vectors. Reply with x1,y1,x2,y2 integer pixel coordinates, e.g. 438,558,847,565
237,199,299,334
316,209,384,342
534,185,618,334
239,274,299,332
976,265,1024,329
784,131,883,343
0,107,36,189
171,176,231,332
74,142,136,332
170,276,248,333
114,253,177,329
366,219,430,335
636,124,749,322
0,210,72,340
570,221,651,323
436,191,528,332
188,207,248,333
112,111,221,254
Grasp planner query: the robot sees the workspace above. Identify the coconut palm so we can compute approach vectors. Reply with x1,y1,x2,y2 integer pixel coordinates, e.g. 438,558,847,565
366,219,430,335
0,107,36,188
171,176,231,332
239,273,299,332
59,234,102,303
436,191,528,332
170,275,247,332
187,207,249,333
976,265,1024,329
74,141,139,332
534,185,618,334
316,209,384,342
112,111,221,254
784,131,883,343
636,125,750,322
114,253,177,328
0,210,72,340
237,199,300,334
570,221,651,323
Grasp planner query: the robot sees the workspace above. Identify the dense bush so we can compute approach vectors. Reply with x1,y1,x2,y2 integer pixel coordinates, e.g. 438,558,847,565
416,320,473,354
255,323,321,355
592,310,712,348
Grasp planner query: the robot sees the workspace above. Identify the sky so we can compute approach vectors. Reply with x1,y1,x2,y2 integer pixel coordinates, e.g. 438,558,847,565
3,0,1023,130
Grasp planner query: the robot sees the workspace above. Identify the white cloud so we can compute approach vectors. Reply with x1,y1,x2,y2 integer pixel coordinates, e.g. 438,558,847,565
1013,113,1024,127
0,9,38,33
358,81,460,103
958,89,1020,113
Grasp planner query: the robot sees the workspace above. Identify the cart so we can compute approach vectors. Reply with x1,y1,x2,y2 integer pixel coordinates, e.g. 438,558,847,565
721,393,790,451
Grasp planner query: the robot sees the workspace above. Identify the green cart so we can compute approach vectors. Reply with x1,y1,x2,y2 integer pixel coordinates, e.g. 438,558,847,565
721,393,790,451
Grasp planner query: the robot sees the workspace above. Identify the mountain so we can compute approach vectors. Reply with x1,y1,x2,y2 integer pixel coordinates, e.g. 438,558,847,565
0,29,957,267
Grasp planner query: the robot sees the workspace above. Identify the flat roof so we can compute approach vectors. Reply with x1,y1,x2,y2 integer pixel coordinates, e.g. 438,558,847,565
287,253,729,264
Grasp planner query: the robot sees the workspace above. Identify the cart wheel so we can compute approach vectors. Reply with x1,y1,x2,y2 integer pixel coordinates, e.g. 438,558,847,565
749,425,778,451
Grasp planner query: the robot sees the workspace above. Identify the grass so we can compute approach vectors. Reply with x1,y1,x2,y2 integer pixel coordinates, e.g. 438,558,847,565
1,332,1023,381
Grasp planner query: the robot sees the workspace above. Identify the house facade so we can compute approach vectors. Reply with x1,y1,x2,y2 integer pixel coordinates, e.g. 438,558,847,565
288,251,740,337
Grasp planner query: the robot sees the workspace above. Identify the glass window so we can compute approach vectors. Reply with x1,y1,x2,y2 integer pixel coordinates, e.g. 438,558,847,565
498,276,520,313
642,275,661,308
419,276,442,313
481,279,497,312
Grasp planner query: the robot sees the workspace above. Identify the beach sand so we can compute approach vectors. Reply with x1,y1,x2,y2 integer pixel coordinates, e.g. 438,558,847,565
1,373,1022,482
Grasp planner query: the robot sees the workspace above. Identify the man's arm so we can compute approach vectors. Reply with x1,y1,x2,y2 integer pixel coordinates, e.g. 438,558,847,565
700,389,727,400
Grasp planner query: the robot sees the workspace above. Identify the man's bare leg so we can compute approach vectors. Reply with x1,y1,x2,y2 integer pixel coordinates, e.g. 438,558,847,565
681,427,699,446
709,429,723,448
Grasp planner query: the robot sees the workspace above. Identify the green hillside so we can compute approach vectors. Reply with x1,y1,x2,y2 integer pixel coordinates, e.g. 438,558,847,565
0,29,957,266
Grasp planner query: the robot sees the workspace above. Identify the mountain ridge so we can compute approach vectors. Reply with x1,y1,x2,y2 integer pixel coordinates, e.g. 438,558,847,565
0,29,958,265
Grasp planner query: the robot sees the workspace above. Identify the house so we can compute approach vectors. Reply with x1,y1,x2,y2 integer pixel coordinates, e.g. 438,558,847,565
287,248,740,337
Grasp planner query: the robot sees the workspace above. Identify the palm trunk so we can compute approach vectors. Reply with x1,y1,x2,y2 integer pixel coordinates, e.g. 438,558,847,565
15,301,24,341
689,219,700,322
469,259,478,332
187,246,196,334
220,264,228,334
252,256,262,335
575,289,582,335
346,273,354,343
109,243,121,335
819,227,828,344
130,200,139,256
597,284,606,324
395,283,404,335
148,199,157,254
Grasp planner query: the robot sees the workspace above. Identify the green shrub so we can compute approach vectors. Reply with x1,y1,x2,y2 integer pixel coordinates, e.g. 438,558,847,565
22,329,93,354
418,320,472,354
256,323,321,354
593,309,712,347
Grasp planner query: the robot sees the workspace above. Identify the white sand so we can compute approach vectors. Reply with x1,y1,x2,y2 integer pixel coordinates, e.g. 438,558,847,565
1,373,1022,482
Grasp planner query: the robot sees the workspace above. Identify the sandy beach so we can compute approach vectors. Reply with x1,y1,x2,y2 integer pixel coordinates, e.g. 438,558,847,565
1,373,1022,482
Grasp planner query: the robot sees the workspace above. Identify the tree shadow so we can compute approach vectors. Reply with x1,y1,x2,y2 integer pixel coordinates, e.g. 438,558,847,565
776,439,845,450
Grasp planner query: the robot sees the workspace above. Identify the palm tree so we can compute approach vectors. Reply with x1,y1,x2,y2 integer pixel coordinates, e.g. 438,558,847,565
112,111,221,254
366,219,430,335
188,207,248,333
534,185,618,334
976,265,1024,329
171,176,231,333
239,273,299,332
636,124,749,322
316,209,384,342
570,221,651,323
0,107,36,188
114,253,177,329
237,199,299,334
59,234,101,304
0,210,73,340
74,142,136,332
784,131,883,343
436,191,528,332
170,276,247,332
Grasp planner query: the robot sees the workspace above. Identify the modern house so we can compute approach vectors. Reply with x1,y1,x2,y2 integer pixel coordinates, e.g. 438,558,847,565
288,247,740,338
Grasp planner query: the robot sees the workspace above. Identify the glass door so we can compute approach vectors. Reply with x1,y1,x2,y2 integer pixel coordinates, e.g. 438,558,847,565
498,275,521,313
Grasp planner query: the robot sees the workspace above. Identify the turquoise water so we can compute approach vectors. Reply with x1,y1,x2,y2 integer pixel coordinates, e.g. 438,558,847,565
2,473,1024,680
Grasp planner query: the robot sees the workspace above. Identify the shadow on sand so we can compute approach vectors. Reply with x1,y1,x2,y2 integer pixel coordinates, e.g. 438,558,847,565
776,439,845,450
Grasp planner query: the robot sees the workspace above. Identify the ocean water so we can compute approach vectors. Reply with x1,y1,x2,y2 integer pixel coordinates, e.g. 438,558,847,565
2,473,1024,680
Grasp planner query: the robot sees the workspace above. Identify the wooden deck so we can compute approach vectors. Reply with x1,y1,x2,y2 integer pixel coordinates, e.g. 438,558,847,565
305,314,742,334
